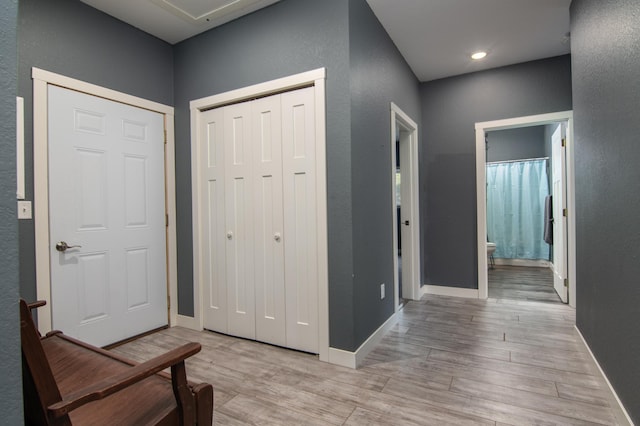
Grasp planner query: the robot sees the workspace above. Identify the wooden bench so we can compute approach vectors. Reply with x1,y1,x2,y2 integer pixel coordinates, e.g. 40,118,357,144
20,299,213,425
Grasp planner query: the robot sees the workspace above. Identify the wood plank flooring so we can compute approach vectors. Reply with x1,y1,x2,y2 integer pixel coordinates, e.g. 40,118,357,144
111,295,628,425
489,265,562,303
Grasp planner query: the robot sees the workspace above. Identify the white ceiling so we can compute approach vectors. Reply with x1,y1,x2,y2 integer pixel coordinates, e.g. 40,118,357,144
365,0,571,81
81,0,572,82
79,0,281,45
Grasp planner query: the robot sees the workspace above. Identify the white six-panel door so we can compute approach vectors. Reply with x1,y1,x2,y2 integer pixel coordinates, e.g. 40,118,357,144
48,85,168,347
199,87,318,353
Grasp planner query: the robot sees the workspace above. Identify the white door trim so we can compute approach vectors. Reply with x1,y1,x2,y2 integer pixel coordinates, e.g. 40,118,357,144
475,110,576,307
32,67,178,333
390,102,420,307
189,68,330,361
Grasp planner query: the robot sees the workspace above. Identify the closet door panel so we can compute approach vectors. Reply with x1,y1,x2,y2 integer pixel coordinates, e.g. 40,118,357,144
224,102,255,339
200,108,227,332
281,87,319,353
252,95,286,346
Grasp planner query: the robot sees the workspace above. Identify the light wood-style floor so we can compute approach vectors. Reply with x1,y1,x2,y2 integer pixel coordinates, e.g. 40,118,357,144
489,265,561,304
112,295,627,425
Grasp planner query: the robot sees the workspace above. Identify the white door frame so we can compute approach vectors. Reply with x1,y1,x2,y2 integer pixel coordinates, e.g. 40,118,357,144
475,110,576,307
32,68,179,333
390,103,420,307
189,68,329,361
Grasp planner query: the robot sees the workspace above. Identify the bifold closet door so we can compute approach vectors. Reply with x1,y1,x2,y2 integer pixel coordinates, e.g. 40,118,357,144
282,87,319,353
224,101,256,340
199,86,319,353
252,95,287,346
200,107,228,333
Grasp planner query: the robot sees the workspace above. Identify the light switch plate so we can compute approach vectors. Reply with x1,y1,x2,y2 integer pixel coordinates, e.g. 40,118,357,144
18,200,32,219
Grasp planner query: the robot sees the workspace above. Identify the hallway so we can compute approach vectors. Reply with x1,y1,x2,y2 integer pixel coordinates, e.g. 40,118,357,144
112,294,626,425
489,265,562,304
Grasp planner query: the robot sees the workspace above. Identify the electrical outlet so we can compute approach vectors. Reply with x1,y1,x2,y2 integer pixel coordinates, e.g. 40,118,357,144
380,283,385,299
18,200,32,220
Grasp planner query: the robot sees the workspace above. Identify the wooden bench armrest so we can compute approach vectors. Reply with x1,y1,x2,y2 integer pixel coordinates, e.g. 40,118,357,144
47,342,201,419
27,300,47,311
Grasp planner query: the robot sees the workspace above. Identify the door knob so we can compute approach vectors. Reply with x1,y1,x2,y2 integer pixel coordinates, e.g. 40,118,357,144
403,220,410,226
274,233,281,242
227,231,233,240
55,241,81,252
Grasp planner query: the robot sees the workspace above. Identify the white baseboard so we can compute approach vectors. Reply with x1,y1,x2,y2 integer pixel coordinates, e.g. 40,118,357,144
328,311,398,369
420,285,479,299
328,347,357,369
175,314,201,330
574,325,634,426
493,258,550,268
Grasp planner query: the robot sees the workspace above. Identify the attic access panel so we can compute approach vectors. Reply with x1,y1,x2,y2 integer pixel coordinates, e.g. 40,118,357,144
151,0,278,25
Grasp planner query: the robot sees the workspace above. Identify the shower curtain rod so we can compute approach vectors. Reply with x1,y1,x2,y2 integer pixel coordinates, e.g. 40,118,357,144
486,156,549,165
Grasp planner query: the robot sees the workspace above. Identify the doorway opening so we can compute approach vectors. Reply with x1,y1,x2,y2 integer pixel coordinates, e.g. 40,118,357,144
475,111,576,307
390,103,420,310
485,125,561,304
395,140,404,306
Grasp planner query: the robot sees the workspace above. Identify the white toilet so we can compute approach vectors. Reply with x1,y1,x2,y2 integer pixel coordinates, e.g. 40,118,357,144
487,242,496,268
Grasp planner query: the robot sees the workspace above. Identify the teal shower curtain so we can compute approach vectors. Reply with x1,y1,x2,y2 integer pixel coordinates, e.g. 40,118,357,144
486,158,549,260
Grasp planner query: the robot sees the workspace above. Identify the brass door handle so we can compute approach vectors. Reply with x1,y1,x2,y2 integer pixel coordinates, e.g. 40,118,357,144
55,241,81,252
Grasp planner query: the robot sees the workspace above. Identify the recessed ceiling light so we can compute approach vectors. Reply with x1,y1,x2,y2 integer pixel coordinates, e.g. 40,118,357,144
471,51,487,60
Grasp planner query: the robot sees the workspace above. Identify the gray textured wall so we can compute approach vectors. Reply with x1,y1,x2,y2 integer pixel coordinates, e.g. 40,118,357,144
487,126,546,163
17,0,174,301
348,0,421,347
173,0,421,350
172,0,354,348
571,0,640,421
420,56,572,288
0,0,23,422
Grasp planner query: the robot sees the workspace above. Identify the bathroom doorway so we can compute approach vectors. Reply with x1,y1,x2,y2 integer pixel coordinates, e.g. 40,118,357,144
485,126,560,304
475,111,575,307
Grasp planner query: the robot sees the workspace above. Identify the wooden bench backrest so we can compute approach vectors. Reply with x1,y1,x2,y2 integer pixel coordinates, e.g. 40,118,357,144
20,299,72,426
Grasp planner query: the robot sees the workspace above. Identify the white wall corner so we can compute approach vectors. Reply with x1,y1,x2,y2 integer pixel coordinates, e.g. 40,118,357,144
328,311,398,369
328,347,357,369
175,314,202,331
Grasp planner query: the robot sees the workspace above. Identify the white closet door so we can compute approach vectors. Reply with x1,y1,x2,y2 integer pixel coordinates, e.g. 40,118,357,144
252,94,286,346
224,102,256,339
281,87,319,353
200,107,228,332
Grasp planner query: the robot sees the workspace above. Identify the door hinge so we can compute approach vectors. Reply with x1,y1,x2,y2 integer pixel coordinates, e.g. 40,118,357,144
564,278,568,288
563,208,567,217
166,214,169,227
561,138,566,147
164,130,167,145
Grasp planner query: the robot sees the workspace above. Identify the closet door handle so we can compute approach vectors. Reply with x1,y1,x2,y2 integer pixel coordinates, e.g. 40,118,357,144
227,231,233,240
274,233,281,242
